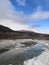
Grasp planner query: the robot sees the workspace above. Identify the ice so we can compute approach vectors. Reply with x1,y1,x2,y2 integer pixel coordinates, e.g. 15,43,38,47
23,39,49,65
0,39,34,49
24,48,49,65
0,39,49,65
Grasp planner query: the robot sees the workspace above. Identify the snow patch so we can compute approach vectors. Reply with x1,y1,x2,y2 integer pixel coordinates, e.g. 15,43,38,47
24,49,49,65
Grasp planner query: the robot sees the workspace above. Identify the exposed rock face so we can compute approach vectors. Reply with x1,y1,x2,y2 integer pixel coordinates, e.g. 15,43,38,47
0,25,49,39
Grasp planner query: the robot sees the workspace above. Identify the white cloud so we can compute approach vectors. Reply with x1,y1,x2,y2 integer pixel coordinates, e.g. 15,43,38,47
42,30,49,34
0,0,49,25
0,0,31,24
0,0,29,30
0,19,29,30
0,0,49,34
29,7,49,21
0,19,37,32
16,0,26,6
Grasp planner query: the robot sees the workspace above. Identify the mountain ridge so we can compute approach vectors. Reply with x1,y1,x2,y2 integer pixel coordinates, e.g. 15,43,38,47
0,25,49,40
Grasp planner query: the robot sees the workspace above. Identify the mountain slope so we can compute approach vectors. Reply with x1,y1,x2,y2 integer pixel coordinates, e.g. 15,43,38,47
0,25,49,40
0,25,13,32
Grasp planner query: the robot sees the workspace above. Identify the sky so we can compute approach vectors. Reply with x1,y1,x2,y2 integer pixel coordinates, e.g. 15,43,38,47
0,0,49,34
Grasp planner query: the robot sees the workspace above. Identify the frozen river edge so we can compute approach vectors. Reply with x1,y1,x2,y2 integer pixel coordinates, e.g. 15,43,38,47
0,39,49,65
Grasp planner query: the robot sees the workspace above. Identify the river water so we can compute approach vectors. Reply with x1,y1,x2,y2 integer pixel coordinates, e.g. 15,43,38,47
0,39,48,65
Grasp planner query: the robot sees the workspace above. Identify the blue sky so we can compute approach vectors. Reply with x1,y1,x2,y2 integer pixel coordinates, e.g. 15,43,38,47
0,0,49,34
10,0,49,14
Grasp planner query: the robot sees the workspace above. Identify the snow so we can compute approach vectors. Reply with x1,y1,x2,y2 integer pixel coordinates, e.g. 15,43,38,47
24,49,49,65
24,39,49,65
0,39,33,49
0,39,49,65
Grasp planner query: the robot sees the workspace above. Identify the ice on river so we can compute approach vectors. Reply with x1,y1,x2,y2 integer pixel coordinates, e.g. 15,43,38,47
0,39,49,65
24,49,49,65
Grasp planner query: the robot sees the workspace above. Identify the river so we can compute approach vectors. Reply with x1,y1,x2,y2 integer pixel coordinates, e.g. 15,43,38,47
0,39,48,65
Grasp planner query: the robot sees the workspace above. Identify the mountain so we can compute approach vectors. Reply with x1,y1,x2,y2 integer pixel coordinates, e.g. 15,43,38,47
0,25,13,32
0,25,49,40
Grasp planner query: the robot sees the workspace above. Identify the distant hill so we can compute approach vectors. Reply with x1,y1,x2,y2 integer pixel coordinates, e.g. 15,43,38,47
0,25,49,40
0,25,13,32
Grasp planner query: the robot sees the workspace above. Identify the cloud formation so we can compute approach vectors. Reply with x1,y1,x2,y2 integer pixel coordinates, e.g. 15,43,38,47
29,6,49,21
30,24,42,28
0,0,49,24
0,19,29,30
0,0,49,34
0,0,29,30
16,0,26,6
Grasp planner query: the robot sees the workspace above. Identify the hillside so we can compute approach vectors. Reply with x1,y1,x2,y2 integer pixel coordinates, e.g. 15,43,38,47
0,25,49,40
